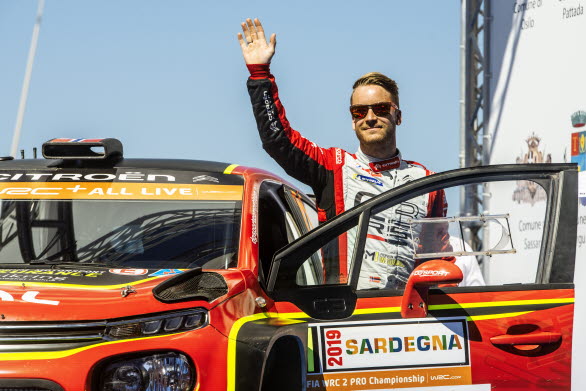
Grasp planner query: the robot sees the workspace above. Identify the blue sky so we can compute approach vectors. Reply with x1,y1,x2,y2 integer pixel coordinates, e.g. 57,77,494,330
0,1,460,196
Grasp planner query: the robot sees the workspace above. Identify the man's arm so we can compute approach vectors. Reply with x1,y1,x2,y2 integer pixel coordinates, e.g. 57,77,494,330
238,19,334,191
413,187,454,266
432,189,452,252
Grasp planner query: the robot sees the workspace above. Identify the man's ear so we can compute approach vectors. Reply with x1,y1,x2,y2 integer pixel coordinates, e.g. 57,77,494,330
351,119,357,131
395,110,402,125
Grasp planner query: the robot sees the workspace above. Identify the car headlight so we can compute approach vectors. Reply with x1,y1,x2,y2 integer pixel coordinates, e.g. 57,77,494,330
97,352,194,391
105,309,207,340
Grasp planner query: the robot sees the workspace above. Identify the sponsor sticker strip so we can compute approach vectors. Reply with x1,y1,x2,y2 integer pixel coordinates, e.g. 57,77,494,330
306,366,472,391
49,138,104,143
0,268,184,288
0,183,242,200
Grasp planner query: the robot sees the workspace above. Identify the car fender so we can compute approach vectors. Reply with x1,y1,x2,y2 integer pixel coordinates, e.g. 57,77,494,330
231,315,308,391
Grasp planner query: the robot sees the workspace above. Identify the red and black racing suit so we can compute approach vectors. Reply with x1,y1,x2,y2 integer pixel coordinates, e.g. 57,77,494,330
247,64,451,289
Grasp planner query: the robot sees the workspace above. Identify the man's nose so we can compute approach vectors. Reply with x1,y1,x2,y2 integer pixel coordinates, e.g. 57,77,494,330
365,108,378,122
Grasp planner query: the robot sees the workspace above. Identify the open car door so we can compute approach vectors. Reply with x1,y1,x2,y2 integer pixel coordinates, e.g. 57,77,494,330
267,164,578,391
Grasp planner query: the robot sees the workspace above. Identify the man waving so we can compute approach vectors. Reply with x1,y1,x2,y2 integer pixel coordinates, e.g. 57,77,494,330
238,19,451,289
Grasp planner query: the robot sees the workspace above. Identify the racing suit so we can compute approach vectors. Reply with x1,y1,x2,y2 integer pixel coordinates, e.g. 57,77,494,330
247,64,451,289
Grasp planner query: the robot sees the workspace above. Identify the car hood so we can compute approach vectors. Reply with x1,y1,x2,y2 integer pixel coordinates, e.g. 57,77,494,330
0,267,245,321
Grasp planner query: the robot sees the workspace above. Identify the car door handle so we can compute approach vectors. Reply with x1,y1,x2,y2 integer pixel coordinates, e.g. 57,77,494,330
490,331,562,345
313,298,347,313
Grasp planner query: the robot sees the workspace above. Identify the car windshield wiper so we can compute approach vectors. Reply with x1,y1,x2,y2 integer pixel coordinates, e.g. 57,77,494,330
27,241,79,265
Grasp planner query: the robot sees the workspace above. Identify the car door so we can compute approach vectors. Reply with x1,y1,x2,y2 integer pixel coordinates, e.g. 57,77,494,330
266,164,578,391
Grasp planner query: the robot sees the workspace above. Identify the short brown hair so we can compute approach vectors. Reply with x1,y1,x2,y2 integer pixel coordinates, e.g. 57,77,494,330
351,72,399,107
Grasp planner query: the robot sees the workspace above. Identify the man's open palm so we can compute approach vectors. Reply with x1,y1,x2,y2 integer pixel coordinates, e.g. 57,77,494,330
238,18,276,65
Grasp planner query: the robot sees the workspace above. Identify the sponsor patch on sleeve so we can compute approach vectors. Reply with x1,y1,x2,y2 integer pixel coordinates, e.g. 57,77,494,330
352,174,383,186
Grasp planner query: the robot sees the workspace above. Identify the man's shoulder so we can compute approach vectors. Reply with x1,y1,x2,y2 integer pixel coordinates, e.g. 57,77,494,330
321,146,353,166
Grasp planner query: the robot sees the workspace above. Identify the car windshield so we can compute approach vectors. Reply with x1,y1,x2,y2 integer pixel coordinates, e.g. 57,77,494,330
0,199,241,269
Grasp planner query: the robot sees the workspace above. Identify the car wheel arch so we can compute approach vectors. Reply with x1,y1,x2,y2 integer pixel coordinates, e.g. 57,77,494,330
260,335,306,391
233,320,308,391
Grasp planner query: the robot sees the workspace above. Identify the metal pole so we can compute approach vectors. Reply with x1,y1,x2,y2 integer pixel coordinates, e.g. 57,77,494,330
483,0,492,167
461,0,488,255
482,0,492,278
459,0,468,211
10,0,45,157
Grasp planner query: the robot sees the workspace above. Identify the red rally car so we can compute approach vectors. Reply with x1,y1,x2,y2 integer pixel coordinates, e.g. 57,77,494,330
0,138,578,391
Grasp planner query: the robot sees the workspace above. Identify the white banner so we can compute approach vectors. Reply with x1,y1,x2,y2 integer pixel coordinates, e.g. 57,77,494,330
318,319,469,372
487,0,586,278
485,1,585,388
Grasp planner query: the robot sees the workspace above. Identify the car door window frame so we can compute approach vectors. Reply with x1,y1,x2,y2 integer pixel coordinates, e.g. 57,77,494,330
257,180,322,286
282,187,323,284
256,180,297,285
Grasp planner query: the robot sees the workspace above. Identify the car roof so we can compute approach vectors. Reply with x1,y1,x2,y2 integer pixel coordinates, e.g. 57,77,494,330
0,158,234,173
0,158,302,191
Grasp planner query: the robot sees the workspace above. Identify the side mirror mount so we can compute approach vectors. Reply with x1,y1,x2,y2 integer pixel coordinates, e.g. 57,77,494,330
401,260,463,318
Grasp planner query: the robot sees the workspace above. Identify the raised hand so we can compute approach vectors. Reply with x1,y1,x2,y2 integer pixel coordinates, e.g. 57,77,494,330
237,18,276,65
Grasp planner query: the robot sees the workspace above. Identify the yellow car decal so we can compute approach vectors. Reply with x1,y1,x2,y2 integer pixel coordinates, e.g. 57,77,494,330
0,277,161,290
224,164,240,175
0,332,183,361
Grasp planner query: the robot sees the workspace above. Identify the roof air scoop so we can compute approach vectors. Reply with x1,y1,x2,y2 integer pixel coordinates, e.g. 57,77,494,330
42,138,123,160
